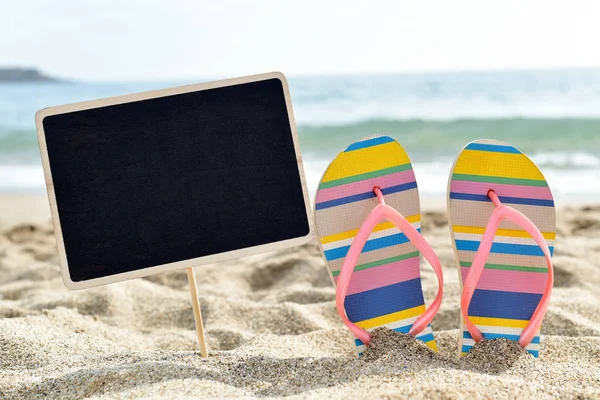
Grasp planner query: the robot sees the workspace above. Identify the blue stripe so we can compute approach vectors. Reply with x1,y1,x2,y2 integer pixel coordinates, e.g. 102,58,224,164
316,181,417,210
465,143,521,154
381,181,417,196
417,333,435,344
344,278,426,323
345,136,395,151
463,331,540,344
449,192,554,207
462,344,538,357
468,289,543,320
455,240,554,257
324,228,420,261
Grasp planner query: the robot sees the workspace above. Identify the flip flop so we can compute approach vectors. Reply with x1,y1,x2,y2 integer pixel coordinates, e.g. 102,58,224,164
447,139,555,358
314,135,443,356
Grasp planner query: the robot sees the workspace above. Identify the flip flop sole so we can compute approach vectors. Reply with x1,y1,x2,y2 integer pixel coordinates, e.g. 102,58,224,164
447,139,556,358
315,135,436,355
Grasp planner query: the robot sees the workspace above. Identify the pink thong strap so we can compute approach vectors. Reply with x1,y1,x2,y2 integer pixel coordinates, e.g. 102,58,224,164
335,187,444,346
461,190,554,348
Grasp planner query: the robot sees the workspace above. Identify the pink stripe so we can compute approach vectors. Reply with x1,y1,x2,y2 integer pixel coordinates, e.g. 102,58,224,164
450,180,553,200
461,267,548,294
334,257,420,296
316,170,416,203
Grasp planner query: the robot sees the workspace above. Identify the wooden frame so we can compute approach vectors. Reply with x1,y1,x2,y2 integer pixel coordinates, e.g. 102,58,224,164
35,72,315,290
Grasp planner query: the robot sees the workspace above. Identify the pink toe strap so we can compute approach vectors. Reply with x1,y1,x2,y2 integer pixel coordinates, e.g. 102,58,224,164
335,187,444,346
461,190,554,348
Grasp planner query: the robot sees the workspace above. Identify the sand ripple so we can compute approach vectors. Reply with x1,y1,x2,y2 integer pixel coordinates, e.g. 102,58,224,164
1,209,599,399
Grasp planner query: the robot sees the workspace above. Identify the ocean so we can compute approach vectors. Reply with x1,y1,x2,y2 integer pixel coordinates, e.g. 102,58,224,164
1,68,600,204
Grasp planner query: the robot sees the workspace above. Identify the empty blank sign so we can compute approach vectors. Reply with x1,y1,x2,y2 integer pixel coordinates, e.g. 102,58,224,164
36,73,313,288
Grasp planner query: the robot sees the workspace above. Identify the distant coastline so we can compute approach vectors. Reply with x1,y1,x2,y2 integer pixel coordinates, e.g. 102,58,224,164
0,67,58,82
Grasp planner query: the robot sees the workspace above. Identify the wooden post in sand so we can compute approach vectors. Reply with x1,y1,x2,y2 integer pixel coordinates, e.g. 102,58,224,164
186,267,208,357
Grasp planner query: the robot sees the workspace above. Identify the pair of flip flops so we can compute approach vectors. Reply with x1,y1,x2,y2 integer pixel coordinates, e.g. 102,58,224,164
314,135,555,358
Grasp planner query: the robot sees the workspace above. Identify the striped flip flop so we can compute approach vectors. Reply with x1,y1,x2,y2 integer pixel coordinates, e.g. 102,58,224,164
315,135,443,356
447,139,555,358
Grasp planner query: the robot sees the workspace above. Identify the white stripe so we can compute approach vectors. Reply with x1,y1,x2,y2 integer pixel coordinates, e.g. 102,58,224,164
467,325,541,336
415,326,434,340
454,232,554,247
322,222,421,251
365,316,419,332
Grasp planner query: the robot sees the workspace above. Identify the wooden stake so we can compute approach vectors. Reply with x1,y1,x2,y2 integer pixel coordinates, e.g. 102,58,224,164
186,267,208,357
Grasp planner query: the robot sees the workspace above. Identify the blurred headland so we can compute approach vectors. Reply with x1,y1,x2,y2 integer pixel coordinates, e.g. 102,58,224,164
0,67,58,82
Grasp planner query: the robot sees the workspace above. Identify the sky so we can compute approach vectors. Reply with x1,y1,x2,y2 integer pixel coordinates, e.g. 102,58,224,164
1,0,599,81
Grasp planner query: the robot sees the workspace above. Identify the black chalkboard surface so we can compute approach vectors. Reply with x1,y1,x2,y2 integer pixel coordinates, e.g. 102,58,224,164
36,73,314,289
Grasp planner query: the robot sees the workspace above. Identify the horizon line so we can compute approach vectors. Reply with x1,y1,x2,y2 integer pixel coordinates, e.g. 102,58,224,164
3,64,600,84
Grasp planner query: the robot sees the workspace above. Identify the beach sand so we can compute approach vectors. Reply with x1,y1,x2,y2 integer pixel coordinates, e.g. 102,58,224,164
0,195,599,399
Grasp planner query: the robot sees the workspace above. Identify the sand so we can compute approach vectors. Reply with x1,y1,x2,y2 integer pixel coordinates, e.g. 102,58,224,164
1,197,599,399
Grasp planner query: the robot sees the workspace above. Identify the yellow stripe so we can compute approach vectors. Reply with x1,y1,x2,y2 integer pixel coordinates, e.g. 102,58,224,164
469,316,529,329
321,142,410,183
426,340,438,352
354,305,425,330
321,214,421,244
452,225,556,240
453,150,545,181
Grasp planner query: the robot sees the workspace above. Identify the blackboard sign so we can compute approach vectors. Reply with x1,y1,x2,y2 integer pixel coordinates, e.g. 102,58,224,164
35,72,314,289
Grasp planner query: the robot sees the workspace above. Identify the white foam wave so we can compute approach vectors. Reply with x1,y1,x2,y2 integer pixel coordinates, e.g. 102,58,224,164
0,165,46,192
530,152,600,168
303,155,600,203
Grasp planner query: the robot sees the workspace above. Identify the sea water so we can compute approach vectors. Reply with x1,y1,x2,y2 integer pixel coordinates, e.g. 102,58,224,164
1,68,600,203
